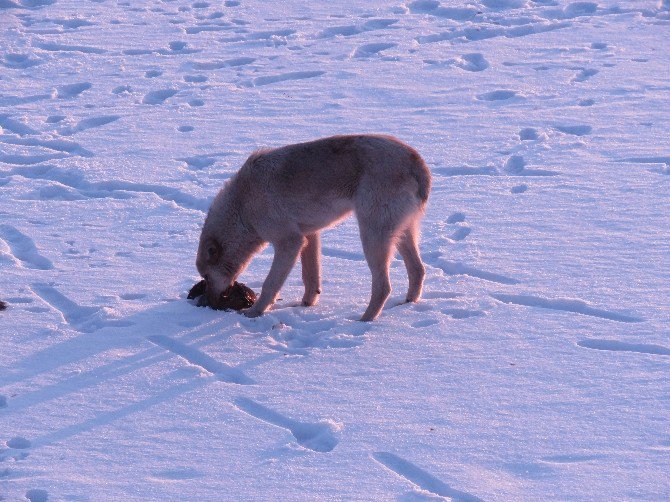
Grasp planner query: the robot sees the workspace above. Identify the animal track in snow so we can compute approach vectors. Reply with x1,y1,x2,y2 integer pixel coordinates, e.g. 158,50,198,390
450,226,471,241
351,43,397,58
56,82,92,98
447,212,466,224
150,468,203,480
572,68,599,82
2,53,42,69
6,437,32,449
142,89,178,104
454,53,489,72
316,19,398,39
147,335,254,384
542,453,605,463
578,98,596,106
372,452,483,501
412,318,439,328
406,1,479,20
446,212,471,240
442,308,484,319
4,164,209,211
31,283,133,332
0,136,93,157
491,293,644,323
184,74,208,83
0,224,53,270
0,114,38,136
35,41,106,54
425,252,520,285
246,71,325,87
186,57,255,70
0,152,65,165
519,128,539,140
554,124,592,136
503,155,559,176
416,20,570,45
322,246,365,262
620,156,670,175
577,339,670,356
60,115,120,136
477,90,519,101
233,396,340,452
433,165,498,177
25,489,49,502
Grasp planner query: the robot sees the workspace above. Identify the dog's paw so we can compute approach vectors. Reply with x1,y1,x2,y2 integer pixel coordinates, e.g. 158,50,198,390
243,308,263,318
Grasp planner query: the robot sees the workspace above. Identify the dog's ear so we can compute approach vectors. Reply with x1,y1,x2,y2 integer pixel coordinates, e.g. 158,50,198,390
205,239,222,264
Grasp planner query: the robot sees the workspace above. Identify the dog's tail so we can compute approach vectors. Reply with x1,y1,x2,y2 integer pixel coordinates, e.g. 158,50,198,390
409,150,431,204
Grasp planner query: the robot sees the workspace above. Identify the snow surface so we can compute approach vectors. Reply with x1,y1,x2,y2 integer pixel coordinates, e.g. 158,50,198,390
1,0,669,500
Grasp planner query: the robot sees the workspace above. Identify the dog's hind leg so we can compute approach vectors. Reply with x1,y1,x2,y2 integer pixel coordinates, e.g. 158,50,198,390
397,220,425,303
245,234,305,317
358,224,395,322
301,233,321,306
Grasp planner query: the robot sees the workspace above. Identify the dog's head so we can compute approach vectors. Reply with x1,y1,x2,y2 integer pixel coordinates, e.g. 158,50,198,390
196,235,231,307
196,214,264,309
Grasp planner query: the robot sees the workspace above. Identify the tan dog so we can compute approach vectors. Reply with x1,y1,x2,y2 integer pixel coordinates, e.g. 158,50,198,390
196,134,430,321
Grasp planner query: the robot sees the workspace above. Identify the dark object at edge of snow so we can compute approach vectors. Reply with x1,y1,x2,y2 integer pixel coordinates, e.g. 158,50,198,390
187,280,256,311
0,300,6,311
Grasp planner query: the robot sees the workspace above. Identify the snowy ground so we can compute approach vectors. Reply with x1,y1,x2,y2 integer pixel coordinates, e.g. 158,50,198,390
1,0,669,500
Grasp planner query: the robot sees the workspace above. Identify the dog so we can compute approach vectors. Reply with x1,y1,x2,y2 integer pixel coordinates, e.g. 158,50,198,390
196,134,430,321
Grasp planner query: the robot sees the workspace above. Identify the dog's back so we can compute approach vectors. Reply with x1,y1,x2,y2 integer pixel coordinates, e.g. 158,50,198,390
241,134,429,207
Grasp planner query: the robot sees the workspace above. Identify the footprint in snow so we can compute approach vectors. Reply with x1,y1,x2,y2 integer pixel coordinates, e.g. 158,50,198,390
577,339,670,356
572,68,598,83
372,452,483,501
351,43,397,58
519,128,539,140
454,53,489,72
26,490,49,502
477,90,519,101
233,396,340,453
56,82,92,99
142,89,178,104
6,437,32,449
412,318,439,328
554,124,592,136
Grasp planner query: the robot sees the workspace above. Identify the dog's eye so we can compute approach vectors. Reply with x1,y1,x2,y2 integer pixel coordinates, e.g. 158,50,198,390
206,243,220,263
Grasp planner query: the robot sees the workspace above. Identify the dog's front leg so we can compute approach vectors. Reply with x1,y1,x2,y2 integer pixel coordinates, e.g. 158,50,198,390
301,233,321,306
244,234,306,317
